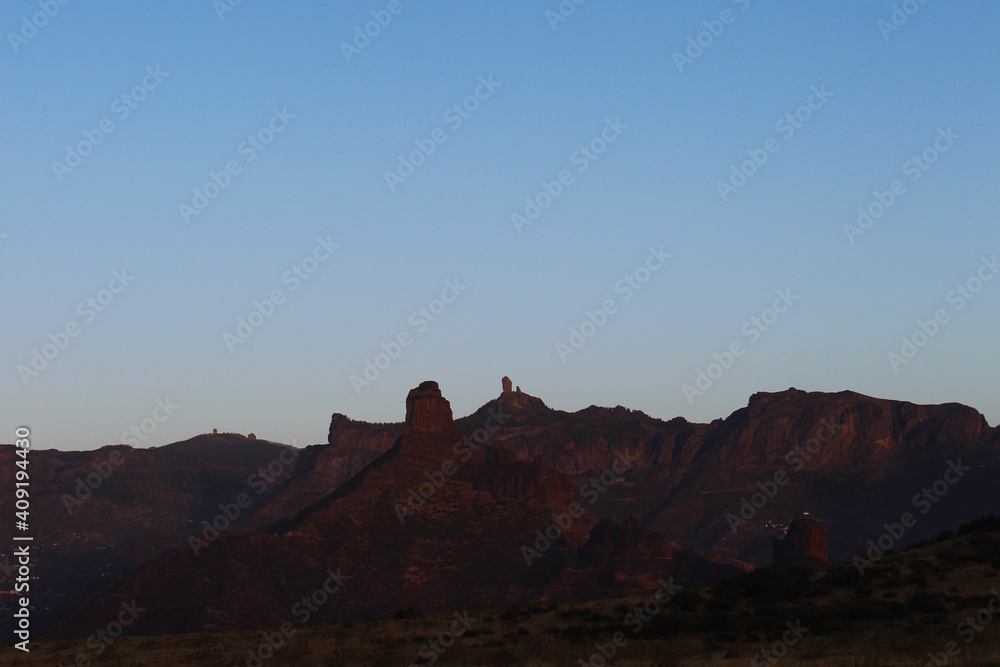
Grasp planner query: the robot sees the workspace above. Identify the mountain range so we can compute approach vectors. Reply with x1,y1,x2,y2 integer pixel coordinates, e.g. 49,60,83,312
2,378,997,640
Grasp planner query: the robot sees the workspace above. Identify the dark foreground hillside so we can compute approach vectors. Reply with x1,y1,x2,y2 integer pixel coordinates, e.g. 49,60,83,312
6,516,999,666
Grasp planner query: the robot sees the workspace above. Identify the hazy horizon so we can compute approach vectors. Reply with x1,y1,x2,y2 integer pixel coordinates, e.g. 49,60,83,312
5,381,999,452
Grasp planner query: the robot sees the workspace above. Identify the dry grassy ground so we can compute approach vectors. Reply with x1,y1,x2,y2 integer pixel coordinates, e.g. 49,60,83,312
3,520,999,667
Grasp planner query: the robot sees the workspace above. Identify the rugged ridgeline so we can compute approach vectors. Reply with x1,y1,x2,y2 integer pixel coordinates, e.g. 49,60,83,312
5,379,999,639
319,380,999,564
48,382,746,639
635,389,998,565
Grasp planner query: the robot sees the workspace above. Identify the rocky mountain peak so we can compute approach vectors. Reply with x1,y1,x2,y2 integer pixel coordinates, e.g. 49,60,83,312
404,380,455,433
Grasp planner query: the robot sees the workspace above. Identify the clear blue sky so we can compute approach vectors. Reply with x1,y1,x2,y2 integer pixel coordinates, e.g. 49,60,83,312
3,1,998,450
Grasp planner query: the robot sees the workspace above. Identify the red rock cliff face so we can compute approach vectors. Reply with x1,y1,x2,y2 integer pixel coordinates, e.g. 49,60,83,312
772,518,829,570
458,453,577,509
702,389,992,471
328,413,402,451
394,381,467,462
405,381,456,434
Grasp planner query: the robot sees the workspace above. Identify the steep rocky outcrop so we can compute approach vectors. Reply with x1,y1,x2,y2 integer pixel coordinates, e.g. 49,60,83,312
772,518,829,570
403,380,457,434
